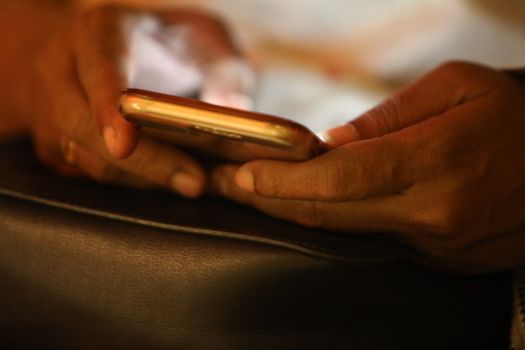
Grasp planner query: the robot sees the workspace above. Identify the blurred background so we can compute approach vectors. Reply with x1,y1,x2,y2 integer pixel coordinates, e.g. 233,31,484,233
79,0,525,131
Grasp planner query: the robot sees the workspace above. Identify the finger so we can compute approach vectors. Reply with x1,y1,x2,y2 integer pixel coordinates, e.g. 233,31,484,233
72,6,137,159
200,58,256,110
214,164,525,274
29,105,82,178
211,164,412,232
229,136,417,201
37,28,104,151
113,137,206,198
33,133,82,177
323,61,498,147
39,28,205,197
68,123,206,197
72,142,155,189
159,10,254,109
34,25,100,151
33,43,106,180
158,9,239,63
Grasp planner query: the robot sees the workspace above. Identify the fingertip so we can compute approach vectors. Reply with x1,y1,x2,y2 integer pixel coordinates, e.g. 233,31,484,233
103,121,138,159
235,166,254,193
169,171,205,198
321,123,360,148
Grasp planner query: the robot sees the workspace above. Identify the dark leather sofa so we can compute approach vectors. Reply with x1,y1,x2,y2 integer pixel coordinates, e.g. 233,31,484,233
0,141,513,349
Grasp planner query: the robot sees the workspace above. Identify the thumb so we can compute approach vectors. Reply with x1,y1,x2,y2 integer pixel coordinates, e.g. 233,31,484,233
233,137,415,201
323,61,496,148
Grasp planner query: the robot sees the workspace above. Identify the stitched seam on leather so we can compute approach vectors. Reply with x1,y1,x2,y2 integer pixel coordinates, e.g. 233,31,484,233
0,188,404,264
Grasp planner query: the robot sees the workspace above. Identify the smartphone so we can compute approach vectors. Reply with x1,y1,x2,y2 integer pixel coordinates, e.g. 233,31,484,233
119,89,327,162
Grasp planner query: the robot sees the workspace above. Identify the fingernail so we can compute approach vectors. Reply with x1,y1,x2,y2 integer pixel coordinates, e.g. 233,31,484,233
235,169,254,192
316,131,335,145
103,126,117,155
322,124,360,148
170,172,202,198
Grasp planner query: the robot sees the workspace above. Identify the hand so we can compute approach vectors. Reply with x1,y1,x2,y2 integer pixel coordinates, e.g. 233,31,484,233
17,5,253,197
212,61,525,272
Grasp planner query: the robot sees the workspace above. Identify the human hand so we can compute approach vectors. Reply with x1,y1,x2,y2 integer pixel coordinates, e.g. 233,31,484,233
212,61,525,272
18,5,253,197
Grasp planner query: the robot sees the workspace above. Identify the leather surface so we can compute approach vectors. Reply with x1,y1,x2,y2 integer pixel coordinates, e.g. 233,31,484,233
0,140,409,264
0,140,514,349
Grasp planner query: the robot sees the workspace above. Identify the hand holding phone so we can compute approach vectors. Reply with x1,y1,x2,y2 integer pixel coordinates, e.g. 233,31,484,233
120,89,327,162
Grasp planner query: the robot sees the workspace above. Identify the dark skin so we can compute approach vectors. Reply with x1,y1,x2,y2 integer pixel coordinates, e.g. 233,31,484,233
0,0,241,197
211,62,525,273
2,1,525,273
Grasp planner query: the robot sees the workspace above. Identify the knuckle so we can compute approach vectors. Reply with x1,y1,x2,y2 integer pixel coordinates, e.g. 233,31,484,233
369,98,401,134
434,60,479,80
252,162,278,196
436,60,471,73
344,163,369,200
358,98,401,138
310,161,368,201
434,60,476,88
314,163,348,200
434,60,493,86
